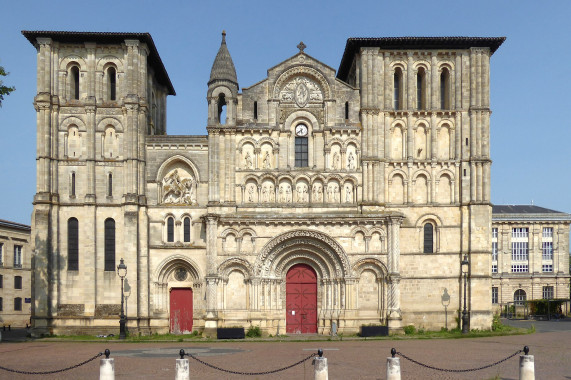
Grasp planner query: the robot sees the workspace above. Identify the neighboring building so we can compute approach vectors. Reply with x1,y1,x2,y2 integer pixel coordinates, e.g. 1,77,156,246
0,219,32,327
491,205,571,309
24,30,504,336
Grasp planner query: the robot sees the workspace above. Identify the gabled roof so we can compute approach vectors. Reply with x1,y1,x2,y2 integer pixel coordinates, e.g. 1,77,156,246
337,36,506,81
22,30,175,95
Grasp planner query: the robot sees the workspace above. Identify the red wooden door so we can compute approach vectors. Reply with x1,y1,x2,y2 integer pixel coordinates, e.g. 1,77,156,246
170,288,193,334
286,264,317,333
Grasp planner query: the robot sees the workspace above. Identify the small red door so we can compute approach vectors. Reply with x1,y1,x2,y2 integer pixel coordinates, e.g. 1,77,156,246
286,264,317,333
170,288,193,334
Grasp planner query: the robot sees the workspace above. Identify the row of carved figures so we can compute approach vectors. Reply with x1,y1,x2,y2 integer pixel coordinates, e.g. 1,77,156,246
243,181,356,204
243,151,357,170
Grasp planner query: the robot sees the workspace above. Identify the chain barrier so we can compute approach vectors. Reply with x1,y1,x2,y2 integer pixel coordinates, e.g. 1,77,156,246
396,349,523,373
0,352,103,375
184,350,317,376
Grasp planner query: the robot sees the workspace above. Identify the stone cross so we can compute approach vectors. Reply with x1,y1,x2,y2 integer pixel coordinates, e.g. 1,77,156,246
297,41,306,53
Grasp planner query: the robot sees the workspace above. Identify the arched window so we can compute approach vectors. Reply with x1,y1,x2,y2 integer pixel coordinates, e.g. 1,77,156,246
423,223,434,253
294,123,309,167
514,289,526,306
394,68,403,110
167,217,175,243
416,68,426,110
104,218,115,271
345,101,349,120
107,173,113,197
253,101,258,120
71,172,76,197
217,93,227,125
440,69,450,109
107,67,117,101
183,217,191,243
68,218,79,270
70,66,80,100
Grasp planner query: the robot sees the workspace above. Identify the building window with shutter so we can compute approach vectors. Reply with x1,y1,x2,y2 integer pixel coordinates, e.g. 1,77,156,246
423,223,434,253
104,218,115,271
68,218,79,270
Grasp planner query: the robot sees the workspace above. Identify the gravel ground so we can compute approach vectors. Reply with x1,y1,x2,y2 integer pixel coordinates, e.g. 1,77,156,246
0,329,569,379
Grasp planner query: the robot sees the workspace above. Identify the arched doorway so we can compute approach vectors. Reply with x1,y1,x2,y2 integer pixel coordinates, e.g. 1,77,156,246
286,264,317,333
170,287,193,334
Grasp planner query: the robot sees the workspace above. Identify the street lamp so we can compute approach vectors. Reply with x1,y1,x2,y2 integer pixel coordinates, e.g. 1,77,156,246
117,258,127,340
441,288,450,330
461,254,470,334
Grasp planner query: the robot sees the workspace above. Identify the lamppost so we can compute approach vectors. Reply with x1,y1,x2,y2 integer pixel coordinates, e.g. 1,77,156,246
117,258,127,340
441,288,450,330
461,254,470,334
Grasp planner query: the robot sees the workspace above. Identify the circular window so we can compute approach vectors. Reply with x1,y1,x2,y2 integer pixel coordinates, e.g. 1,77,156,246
174,268,188,281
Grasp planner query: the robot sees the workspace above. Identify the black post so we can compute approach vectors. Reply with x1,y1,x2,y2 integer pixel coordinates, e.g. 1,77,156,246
119,275,126,340
461,270,469,334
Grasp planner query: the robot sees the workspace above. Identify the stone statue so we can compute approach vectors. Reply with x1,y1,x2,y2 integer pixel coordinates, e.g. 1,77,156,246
347,152,355,170
269,184,275,202
332,184,339,202
333,152,340,170
244,152,253,169
313,183,322,202
263,151,271,169
248,184,255,202
346,185,352,203
262,185,269,202
285,184,292,203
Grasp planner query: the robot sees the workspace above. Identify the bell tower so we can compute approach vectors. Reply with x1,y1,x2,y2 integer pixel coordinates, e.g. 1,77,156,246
207,31,239,205
207,31,238,126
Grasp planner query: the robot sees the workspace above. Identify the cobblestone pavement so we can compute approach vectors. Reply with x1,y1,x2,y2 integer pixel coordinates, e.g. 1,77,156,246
0,331,569,379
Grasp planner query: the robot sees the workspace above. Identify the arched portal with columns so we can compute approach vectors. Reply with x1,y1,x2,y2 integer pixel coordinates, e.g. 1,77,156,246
251,229,358,334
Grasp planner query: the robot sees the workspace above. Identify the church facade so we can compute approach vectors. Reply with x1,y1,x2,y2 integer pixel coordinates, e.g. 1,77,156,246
24,30,504,336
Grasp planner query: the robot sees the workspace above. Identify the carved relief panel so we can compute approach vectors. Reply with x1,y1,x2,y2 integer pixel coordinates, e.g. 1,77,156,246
279,76,323,107
161,168,197,205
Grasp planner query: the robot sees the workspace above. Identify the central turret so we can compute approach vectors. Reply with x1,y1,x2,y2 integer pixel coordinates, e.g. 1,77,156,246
207,31,238,126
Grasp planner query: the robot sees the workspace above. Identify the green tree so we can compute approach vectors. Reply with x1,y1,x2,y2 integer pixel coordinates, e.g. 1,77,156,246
0,65,16,107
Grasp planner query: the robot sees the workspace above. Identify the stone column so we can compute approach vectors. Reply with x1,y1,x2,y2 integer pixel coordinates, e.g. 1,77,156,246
406,53,413,110
384,53,391,109
430,113,437,159
204,214,219,337
387,217,403,332
431,53,438,109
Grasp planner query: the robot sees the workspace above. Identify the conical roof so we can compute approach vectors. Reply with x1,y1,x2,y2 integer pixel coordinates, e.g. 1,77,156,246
209,31,238,87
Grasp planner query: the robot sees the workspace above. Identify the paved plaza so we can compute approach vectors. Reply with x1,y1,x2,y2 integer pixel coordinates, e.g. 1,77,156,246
0,327,569,379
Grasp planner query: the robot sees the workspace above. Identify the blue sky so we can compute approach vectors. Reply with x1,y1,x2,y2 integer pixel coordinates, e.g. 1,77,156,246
1,0,570,225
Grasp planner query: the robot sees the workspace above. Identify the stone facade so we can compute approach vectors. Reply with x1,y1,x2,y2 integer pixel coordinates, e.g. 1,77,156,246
0,219,32,327
24,30,505,336
491,205,571,311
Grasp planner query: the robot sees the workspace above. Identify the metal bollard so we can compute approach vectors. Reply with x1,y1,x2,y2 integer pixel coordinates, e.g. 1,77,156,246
100,349,115,380
386,348,401,380
313,349,328,380
519,346,535,380
175,349,190,380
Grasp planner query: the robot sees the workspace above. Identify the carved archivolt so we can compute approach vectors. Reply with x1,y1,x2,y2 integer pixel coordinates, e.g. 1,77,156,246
255,230,351,278
218,257,254,280
273,66,331,100
352,258,388,279
154,255,202,283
